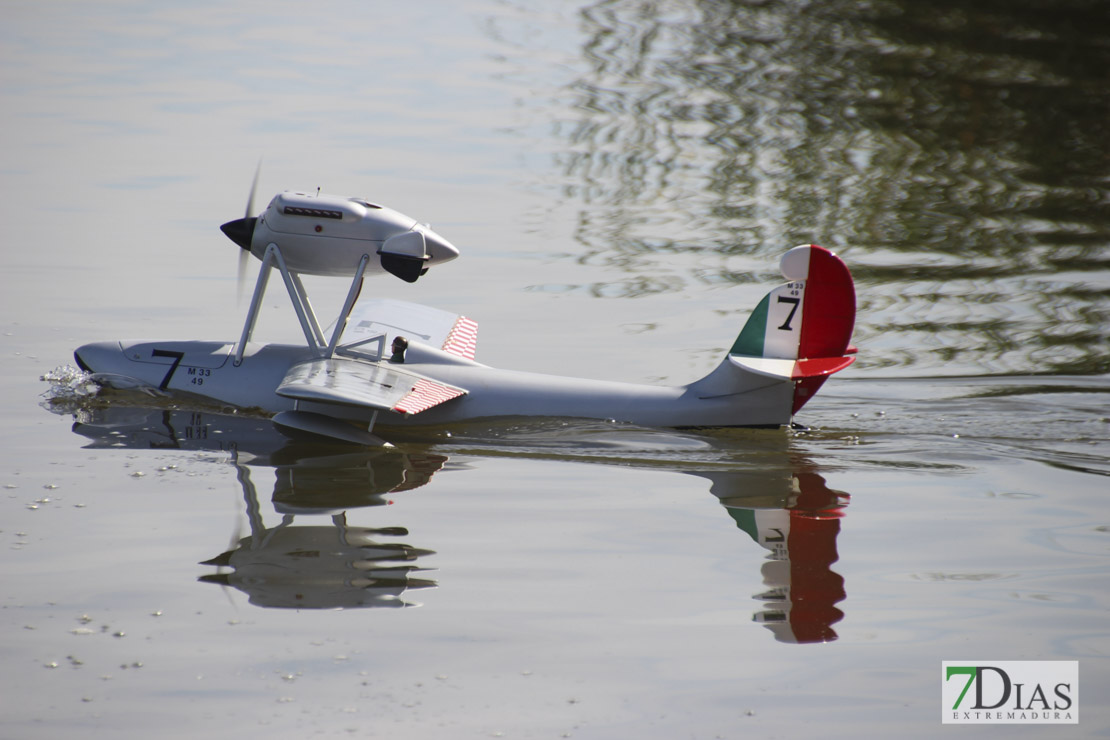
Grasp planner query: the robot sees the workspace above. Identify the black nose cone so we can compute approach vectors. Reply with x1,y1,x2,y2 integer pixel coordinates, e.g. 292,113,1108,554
220,217,257,250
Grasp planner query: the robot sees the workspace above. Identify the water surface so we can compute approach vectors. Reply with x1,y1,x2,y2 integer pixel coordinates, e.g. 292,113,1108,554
2,1,1107,737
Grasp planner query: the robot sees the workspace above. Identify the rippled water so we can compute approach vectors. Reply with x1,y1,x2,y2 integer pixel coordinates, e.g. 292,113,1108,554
545,1,1110,376
3,1,1108,738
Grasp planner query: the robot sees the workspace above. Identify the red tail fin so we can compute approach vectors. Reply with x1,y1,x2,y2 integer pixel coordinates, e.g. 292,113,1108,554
784,245,856,413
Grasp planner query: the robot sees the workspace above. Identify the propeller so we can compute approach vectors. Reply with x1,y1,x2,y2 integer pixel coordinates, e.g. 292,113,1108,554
219,162,262,301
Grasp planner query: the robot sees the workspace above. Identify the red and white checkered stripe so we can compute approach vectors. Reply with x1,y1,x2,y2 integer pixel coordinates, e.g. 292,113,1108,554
441,316,478,359
392,379,466,415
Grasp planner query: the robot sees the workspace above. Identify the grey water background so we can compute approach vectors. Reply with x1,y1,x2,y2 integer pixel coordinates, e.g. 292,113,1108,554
2,1,1108,737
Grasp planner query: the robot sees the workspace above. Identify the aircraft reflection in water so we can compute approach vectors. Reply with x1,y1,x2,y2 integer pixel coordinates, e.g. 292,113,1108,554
197,471,438,610
61,404,847,640
69,406,443,609
708,469,847,643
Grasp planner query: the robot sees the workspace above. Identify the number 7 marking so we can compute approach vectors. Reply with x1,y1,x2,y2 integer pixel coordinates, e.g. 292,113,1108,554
151,349,185,390
777,296,800,331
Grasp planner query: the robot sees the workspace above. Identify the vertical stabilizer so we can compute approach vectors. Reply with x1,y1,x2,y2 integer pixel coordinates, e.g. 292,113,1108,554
727,245,857,414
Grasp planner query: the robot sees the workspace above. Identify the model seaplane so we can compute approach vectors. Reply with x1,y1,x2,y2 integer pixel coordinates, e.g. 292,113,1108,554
73,185,857,446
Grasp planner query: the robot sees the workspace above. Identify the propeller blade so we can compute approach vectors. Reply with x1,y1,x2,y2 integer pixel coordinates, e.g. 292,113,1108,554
236,248,251,304
223,161,263,303
246,159,261,218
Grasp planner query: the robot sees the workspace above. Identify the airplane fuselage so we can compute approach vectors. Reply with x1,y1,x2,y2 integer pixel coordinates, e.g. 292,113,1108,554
75,338,796,430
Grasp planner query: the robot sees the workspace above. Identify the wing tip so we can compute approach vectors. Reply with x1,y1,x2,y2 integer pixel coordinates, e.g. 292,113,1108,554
391,378,467,415
441,316,478,360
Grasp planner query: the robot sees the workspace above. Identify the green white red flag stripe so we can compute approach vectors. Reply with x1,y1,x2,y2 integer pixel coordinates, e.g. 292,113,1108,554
727,245,857,414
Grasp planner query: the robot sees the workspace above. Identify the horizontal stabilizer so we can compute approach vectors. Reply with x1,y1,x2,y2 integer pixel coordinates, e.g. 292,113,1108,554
277,357,467,416
272,410,391,446
729,354,855,380
728,356,796,380
795,356,855,378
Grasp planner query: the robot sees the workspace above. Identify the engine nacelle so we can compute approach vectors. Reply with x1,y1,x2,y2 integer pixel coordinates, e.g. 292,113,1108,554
222,191,460,281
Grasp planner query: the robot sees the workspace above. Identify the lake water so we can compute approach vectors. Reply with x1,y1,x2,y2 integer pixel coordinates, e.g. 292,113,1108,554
2,1,1107,737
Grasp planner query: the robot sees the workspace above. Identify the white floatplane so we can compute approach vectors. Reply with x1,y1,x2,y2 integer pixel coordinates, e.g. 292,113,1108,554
74,187,857,446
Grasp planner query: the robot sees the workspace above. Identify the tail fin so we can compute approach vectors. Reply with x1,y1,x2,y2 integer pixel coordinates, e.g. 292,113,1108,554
728,245,856,414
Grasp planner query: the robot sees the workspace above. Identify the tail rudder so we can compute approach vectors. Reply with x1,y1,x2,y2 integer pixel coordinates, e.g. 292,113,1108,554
728,245,857,413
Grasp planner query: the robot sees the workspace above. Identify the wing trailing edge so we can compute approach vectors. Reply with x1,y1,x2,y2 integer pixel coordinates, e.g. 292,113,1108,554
276,357,466,416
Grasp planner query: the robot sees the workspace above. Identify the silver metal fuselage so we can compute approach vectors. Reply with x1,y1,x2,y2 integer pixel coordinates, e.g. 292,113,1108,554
74,338,795,429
